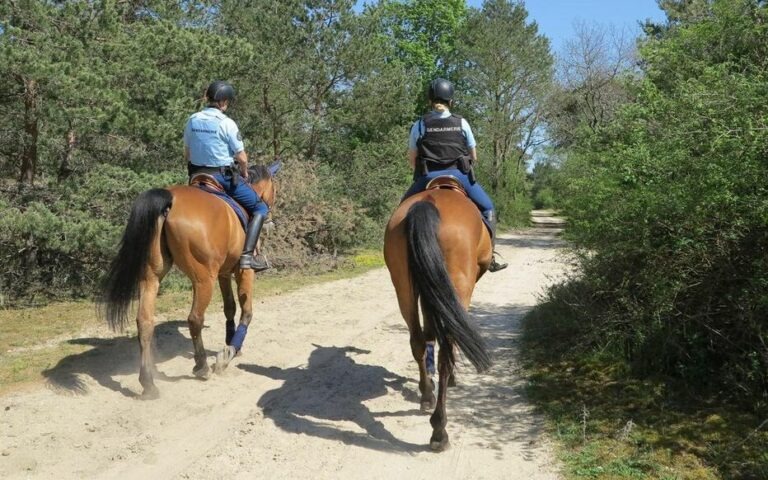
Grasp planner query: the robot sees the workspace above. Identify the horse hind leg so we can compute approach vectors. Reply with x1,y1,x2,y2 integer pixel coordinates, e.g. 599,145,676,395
401,294,435,413
428,271,476,447
136,241,172,399
430,344,452,451
136,273,161,399
219,275,237,346
188,276,215,379
414,338,437,413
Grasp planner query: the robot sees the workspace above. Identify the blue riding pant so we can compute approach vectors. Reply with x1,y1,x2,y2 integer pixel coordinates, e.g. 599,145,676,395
212,173,269,216
403,168,494,216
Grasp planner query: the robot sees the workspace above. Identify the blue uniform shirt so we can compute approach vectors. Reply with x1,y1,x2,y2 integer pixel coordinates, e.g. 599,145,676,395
183,107,244,167
408,109,477,151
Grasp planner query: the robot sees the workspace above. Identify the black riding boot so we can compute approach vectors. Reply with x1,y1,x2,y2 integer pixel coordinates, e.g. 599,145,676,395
483,210,508,273
239,214,270,271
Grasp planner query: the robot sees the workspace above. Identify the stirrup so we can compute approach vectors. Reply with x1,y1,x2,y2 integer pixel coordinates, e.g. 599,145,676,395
239,253,270,272
488,252,508,273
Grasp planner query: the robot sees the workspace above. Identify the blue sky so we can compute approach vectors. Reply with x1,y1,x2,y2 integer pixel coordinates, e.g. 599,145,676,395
469,0,667,54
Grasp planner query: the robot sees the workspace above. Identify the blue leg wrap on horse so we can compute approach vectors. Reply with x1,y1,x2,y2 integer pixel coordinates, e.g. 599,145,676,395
426,343,436,375
225,320,236,345
230,324,248,351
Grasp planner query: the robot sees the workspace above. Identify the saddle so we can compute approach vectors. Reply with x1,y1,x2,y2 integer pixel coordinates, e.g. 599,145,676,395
425,175,467,196
189,173,249,231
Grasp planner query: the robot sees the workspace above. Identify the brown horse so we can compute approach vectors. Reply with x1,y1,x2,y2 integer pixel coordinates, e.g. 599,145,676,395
383,178,493,451
100,162,280,399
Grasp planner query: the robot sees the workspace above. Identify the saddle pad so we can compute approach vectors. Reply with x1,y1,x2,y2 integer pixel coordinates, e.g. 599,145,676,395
190,175,249,231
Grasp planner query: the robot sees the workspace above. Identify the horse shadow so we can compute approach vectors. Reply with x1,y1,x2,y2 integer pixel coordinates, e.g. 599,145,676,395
238,345,427,453
42,320,203,398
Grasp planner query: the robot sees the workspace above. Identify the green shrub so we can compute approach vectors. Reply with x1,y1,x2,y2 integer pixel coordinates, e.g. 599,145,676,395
0,167,186,305
548,0,768,410
533,187,555,210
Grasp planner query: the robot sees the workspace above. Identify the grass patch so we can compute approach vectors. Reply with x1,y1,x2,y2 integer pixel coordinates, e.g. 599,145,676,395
521,299,768,480
0,250,385,395
0,300,103,395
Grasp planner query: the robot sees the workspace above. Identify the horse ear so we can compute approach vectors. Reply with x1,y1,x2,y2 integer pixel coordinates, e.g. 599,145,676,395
268,160,282,177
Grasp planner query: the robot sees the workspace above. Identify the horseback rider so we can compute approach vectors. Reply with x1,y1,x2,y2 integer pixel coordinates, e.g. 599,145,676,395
183,81,270,271
404,78,508,272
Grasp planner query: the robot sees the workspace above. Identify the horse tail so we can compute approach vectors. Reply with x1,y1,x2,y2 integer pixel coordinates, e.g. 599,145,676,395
404,201,491,373
101,188,173,331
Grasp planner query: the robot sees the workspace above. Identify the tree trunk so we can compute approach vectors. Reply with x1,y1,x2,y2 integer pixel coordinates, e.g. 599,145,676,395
19,78,40,186
307,95,322,161
262,85,282,158
491,137,501,193
58,128,76,182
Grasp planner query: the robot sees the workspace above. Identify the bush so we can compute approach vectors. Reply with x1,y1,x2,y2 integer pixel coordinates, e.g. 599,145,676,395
533,187,555,210
549,1,768,410
0,166,185,305
265,155,380,267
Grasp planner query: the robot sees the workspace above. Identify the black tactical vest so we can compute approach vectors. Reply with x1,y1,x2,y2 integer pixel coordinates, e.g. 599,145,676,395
416,114,469,168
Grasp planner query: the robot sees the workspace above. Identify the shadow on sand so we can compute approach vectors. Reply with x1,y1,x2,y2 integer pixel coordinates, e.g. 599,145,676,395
497,230,565,250
239,299,549,459
42,320,206,397
444,301,550,459
239,345,428,453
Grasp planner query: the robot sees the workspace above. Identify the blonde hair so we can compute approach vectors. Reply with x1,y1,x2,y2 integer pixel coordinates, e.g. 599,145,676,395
432,101,450,112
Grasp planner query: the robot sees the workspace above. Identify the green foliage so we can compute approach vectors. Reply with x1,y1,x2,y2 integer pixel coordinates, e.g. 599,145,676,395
0,1,247,180
547,0,768,410
532,187,555,210
455,0,553,223
530,156,562,209
0,166,185,304
377,0,468,96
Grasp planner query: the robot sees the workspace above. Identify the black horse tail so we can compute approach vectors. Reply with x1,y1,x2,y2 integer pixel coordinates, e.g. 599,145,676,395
100,188,173,331
404,201,491,373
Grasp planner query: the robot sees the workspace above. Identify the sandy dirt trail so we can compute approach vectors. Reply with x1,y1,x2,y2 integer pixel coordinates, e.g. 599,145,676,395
0,228,567,480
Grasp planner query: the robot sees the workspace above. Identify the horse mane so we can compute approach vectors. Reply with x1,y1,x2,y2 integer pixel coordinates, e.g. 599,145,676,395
247,165,271,183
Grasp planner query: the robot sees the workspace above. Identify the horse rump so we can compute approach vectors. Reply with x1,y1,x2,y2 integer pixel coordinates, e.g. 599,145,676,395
404,200,491,373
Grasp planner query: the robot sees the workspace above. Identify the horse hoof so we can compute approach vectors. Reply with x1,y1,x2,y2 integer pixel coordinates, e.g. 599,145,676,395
193,364,211,380
213,346,237,373
448,376,456,387
420,400,436,413
140,387,160,400
429,438,450,452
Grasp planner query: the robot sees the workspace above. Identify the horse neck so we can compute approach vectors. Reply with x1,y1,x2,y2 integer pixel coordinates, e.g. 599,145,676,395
252,179,275,208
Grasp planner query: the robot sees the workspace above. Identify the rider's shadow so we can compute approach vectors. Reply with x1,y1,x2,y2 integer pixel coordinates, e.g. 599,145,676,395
42,320,200,397
239,345,426,453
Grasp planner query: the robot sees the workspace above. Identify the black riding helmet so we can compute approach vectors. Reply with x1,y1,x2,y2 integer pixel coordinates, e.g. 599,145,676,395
206,81,236,104
428,78,454,103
